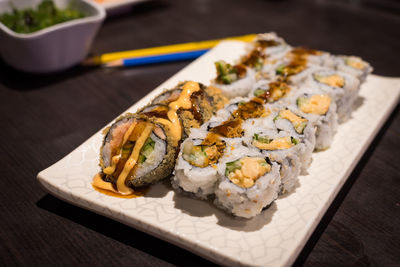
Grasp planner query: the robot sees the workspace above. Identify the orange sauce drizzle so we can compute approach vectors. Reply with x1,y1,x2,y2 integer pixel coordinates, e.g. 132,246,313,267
92,174,148,198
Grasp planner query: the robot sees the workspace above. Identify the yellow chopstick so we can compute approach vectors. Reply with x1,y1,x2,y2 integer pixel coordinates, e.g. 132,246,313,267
85,34,257,65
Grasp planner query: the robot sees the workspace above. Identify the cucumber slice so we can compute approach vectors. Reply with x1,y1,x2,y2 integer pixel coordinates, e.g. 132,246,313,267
253,134,271,144
138,138,155,163
291,137,299,145
296,96,308,108
215,60,228,76
295,121,307,134
225,159,242,176
254,88,266,97
276,64,285,75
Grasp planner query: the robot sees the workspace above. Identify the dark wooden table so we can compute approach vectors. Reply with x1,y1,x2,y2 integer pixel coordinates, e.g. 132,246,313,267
1,0,399,266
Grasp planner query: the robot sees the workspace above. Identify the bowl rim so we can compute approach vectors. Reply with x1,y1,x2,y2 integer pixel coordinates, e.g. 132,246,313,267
0,0,106,39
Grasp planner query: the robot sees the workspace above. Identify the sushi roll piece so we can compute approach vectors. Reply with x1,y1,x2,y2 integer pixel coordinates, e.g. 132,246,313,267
173,135,227,199
240,32,291,71
249,33,290,58
98,114,176,194
246,129,303,194
214,147,281,219
140,82,212,135
149,82,228,114
270,46,334,85
256,32,291,57
211,60,256,98
139,81,228,140
272,108,316,173
335,55,372,83
294,92,338,150
308,69,360,122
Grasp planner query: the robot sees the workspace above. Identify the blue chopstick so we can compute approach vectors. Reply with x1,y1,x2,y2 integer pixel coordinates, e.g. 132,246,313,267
120,49,209,67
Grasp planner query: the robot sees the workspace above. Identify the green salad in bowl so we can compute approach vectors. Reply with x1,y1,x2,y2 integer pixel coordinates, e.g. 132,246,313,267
0,0,85,33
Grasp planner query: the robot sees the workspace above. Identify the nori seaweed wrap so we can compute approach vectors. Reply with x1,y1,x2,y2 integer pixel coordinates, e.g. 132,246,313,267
99,114,176,191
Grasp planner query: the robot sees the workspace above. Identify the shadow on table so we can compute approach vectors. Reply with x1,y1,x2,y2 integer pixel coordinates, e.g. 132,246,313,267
36,193,218,267
0,59,98,91
141,178,279,232
293,103,399,266
172,190,279,232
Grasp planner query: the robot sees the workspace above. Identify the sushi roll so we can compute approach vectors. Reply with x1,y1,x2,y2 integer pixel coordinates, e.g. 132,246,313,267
99,114,176,193
272,108,316,173
294,92,338,150
211,60,256,98
139,81,216,137
173,135,227,199
335,55,372,83
254,32,291,58
308,69,360,122
214,147,281,218
138,81,228,141
247,129,303,193
149,82,228,114
240,32,291,71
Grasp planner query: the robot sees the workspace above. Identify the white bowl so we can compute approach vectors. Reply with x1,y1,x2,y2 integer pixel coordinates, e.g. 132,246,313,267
0,0,105,73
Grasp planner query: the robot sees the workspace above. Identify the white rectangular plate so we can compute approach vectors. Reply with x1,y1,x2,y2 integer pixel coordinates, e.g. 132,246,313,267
37,41,400,267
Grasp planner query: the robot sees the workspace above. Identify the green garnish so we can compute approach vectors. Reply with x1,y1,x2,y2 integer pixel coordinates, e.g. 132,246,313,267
182,141,211,168
214,60,246,85
295,122,307,134
274,110,307,134
254,58,264,70
313,74,323,82
253,134,271,144
260,161,268,166
276,62,305,76
291,137,299,145
254,88,266,97
0,0,85,34
138,138,155,164
276,65,285,75
296,96,308,108
225,159,242,176
187,149,207,164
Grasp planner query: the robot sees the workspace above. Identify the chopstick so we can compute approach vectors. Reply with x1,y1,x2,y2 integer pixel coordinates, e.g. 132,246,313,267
83,33,256,67
104,49,209,67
